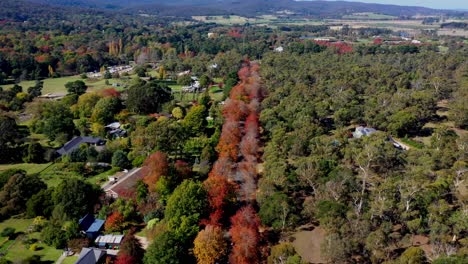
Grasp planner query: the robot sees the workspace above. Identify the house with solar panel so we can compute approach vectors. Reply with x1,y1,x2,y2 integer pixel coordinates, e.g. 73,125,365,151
95,234,125,250
79,214,105,239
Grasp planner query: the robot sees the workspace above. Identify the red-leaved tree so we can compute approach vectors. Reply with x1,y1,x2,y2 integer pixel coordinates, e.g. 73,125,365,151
114,255,137,264
105,211,125,232
229,206,260,264
203,175,238,226
142,151,169,191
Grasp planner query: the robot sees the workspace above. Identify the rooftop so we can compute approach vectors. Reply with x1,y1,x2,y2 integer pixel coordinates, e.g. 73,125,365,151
57,136,104,156
75,247,106,264
79,214,105,234
95,234,124,245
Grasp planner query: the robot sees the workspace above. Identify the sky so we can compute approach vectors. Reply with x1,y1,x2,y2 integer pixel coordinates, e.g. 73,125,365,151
314,1,468,10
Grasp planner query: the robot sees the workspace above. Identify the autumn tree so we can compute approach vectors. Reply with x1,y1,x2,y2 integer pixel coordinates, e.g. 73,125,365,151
116,231,145,264
229,206,260,264
142,152,169,191
193,225,227,264
203,175,237,226
105,211,125,232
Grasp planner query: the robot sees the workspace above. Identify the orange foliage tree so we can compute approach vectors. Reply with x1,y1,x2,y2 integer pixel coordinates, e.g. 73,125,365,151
105,211,125,232
142,151,169,190
194,225,227,264
203,175,237,226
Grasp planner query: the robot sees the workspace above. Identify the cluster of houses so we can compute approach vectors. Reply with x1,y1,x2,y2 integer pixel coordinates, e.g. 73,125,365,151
75,214,125,264
179,75,204,93
86,65,133,79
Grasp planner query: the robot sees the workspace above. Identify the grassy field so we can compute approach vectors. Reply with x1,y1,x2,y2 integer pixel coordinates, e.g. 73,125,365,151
343,12,397,20
0,75,125,95
38,163,82,187
0,163,52,175
62,255,79,264
0,218,62,263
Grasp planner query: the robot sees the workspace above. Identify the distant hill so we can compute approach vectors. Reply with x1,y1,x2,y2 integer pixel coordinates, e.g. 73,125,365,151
22,0,465,18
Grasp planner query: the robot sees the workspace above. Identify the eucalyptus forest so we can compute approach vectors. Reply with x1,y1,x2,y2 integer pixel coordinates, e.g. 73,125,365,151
0,0,466,263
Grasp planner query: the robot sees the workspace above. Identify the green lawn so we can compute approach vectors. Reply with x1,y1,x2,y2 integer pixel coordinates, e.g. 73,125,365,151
62,255,79,264
0,163,52,175
0,218,33,233
1,75,127,95
5,232,62,263
87,167,119,187
38,163,82,187
0,218,62,263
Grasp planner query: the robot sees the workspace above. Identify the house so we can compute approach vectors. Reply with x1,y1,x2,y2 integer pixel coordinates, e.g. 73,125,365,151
57,136,105,156
95,234,125,250
75,247,106,264
79,214,105,239
105,122,127,138
353,126,377,138
104,168,144,199
274,46,284,52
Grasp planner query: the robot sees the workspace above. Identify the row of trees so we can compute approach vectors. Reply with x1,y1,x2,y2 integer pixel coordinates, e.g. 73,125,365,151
192,62,273,264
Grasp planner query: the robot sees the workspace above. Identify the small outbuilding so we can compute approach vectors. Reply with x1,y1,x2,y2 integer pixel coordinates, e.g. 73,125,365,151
79,214,105,239
95,234,125,250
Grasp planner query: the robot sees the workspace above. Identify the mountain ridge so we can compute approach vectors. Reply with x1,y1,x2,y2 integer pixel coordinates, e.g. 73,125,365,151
23,0,460,17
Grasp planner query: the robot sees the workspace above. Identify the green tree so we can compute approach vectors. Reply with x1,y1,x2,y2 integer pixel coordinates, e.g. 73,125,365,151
144,231,184,264
103,71,112,79
399,247,427,264
127,80,173,114
165,180,207,246
112,150,131,169
26,189,54,218
53,178,101,219
41,101,75,140
199,75,210,89
91,96,122,124
65,80,87,96
182,105,206,136
42,222,67,248
258,192,291,230
134,66,146,77
177,75,192,86
75,92,101,118
268,242,304,264
27,81,43,98
0,173,46,218
23,142,44,163
171,107,184,119
0,114,19,148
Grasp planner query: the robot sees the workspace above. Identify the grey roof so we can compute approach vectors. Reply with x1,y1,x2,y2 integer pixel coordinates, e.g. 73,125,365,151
353,126,377,138
57,136,103,156
75,248,106,264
